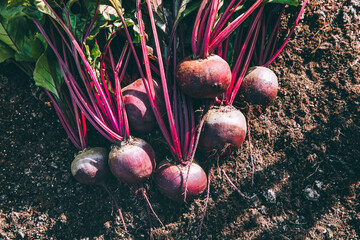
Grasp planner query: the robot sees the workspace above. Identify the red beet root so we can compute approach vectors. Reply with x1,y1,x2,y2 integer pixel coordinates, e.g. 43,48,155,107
71,147,110,185
122,78,164,134
108,137,156,185
155,161,207,202
240,66,278,107
176,55,231,99
198,105,247,155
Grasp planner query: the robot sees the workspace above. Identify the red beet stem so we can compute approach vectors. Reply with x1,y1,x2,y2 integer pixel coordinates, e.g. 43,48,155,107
264,0,308,66
201,0,220,58
262,6,285,64
228,6,263,104
134,0,180,160
210,0,243,41
209,0,262,53
192,0,210,55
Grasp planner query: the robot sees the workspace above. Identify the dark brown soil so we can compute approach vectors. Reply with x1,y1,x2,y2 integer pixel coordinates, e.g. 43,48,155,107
1,0,359,239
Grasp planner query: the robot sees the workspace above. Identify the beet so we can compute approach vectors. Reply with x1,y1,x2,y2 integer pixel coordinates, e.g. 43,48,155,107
239,66,278,106
108,137,156,185
122,78,164,134
198,105,247,155
71,147,128,231
155,161,207,202
176,55,231,99
71,147,110,185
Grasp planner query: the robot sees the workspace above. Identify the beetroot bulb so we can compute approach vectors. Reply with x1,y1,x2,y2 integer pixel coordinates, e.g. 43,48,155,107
239,66,278,107
122,78,164,135
155,161,207,202
176,55,231,99
108,137,156,186
198,105,247,155
71,147,110,185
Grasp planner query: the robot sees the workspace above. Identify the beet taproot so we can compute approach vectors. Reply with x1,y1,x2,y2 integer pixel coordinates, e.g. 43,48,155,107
198,105,247,155
240,66,278,107
108,137,156,185
155,161,207,202
71,147,110,185
176,55,231,99
122,78,164,134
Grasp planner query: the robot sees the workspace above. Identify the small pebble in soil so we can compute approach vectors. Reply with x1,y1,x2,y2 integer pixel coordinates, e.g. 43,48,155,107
17,231,25,239
263,189,276,203
50,162,58,169
59,213,67,224
260,205,267,214
104,221,111,229
315,180,323,189
249,194,260,206
24,168,32,175
304,186,320,201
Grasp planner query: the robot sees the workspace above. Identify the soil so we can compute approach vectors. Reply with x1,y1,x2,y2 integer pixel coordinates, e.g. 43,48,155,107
1,0,360,239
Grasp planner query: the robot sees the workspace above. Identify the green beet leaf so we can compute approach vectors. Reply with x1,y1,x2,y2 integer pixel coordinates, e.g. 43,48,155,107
15,32,46,62
0,0,46,63
33,50,63,98
0,41,15,63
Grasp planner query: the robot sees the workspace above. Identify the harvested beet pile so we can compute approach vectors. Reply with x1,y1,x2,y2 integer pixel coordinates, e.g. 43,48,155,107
0,0,359,239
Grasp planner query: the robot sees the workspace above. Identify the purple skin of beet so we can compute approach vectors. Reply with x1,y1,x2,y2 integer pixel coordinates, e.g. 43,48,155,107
71,147,110,185
239,66,278,107
176,55,231,99
155,161,207,202
198,105,247,155
108,137,156,185
122,78,164,135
